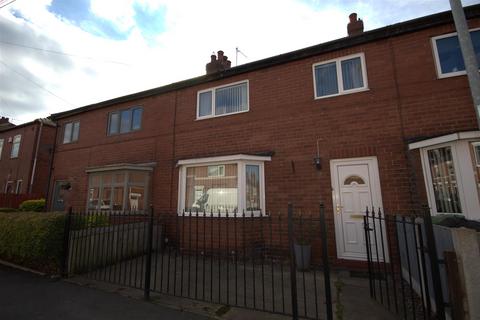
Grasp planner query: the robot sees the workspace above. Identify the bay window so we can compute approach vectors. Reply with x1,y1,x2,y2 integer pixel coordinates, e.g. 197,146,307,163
178,154,270,215
409,131,480,220
86,166,151,212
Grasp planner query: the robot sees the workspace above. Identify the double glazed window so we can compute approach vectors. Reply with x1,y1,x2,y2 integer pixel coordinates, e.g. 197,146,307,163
411,133,480,220
197,81,249,119
108,107,143,135
432,29,480,78
87,170,150,212
63,121,80,144
313,53,368,98
178,155,269,215
10,134,21,158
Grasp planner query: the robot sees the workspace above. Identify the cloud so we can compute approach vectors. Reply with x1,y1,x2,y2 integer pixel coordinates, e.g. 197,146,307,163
0,0,478,124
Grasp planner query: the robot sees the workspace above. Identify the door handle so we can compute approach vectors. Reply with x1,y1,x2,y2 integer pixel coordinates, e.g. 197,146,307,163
336,205,343,214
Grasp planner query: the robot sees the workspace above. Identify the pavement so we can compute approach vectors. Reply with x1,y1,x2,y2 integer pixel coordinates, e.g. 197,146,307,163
0,264,209,320
0,262,396,320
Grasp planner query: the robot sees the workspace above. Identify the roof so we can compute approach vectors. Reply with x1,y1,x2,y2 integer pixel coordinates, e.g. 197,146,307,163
51,4,480,120
0,118,56,134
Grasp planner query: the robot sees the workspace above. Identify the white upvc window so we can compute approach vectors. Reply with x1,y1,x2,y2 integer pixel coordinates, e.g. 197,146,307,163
431,28,480,78
312,52,368,99
10,134,21,158
409,131,480,220
4,181,13,194
86,168,151,212
197,80,249,119
15,180,22,194
63,121,80,144
177,154,270,216
0,138,4,160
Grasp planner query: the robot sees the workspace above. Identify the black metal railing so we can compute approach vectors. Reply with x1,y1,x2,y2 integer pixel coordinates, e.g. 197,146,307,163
364,207,446,320
63,204,333,320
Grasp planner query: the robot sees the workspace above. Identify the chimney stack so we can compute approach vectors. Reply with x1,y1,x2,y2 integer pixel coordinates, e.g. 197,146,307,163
347,13,364,36
0,117,9,124
206,50,232,75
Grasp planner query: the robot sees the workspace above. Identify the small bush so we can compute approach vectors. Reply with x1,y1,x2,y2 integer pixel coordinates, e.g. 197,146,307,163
19,199,46,212
0,212,66,273
71,214,110,230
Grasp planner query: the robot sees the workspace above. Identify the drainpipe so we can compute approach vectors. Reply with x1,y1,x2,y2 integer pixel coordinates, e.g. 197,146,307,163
44,122,58,211
449,0,480,129
29,120,43,193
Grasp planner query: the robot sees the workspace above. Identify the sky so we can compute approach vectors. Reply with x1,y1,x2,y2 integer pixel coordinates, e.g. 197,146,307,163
0,0,478,124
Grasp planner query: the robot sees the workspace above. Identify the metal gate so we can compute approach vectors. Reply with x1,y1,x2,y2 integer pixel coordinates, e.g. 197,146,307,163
364,207,446,320
63,204,333,320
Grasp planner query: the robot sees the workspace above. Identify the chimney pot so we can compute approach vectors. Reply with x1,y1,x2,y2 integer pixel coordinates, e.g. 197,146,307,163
347,12,364,36
206,50,232,75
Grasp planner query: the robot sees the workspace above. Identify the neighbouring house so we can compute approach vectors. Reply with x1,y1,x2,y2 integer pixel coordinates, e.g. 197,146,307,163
48,5,480,266
0,118,56,197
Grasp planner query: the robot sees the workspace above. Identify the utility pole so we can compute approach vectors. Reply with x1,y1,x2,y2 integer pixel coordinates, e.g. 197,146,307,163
449,0,480,129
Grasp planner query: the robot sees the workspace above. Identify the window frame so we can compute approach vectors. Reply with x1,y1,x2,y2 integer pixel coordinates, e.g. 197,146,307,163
4,181,13,193
177,154,270,216
10,134,21,158
107,106,143,136
86,169,151,212
196,80,250,120
15,180,22,194
63,121,80,144
0,138,4,160
415,137,480,220
312,52,369,100
431,28,480,79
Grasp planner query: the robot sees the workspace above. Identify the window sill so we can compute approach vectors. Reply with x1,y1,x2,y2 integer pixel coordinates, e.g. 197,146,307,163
436,70,480,79
314,87,369,100
196,109,249,121
177,211,266,218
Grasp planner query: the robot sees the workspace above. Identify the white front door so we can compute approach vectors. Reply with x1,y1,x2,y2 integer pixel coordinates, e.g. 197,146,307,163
330,157,386,261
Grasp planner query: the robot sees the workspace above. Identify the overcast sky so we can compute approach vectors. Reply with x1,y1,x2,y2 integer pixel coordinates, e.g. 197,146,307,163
0,0,478,124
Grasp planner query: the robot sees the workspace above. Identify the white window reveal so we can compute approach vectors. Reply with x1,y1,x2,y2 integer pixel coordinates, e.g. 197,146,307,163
178,154,270,216
432,29,480,78
197,81,249,119
11,134,21,158
313,53,368,99
409,131,480,220
63,121,80,144
0,138,3,160
15,180,22,194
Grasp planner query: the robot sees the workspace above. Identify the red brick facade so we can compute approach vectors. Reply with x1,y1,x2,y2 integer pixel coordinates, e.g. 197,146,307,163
48,9,480,265
0,119,56,196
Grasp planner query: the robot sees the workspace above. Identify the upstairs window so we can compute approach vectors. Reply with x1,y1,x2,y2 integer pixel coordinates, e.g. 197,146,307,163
11,134,21,158
313,53,368,99
63,121,80,144
432,29,480,78
0,139,3,160
108,107,143,135
197,81,249,119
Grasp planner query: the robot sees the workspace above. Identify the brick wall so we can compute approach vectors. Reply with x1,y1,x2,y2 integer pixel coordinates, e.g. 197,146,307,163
49,18,480,264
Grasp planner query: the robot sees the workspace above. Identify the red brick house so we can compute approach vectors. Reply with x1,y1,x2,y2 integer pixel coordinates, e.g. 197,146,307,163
48,5,480,264
0,118,56,197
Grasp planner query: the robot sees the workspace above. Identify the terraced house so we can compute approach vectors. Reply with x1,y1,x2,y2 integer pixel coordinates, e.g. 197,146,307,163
0,118,56,198
48,5,480,266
